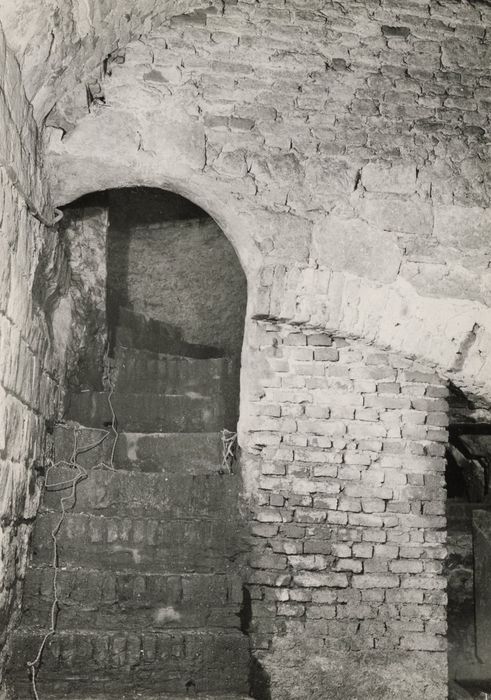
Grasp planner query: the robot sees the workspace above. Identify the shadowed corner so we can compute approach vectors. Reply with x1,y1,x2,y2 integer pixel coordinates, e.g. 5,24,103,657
249,656,272,700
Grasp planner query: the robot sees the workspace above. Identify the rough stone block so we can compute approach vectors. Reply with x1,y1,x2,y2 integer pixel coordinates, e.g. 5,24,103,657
361,161,417,194
312,215,403,284
434,204,490,249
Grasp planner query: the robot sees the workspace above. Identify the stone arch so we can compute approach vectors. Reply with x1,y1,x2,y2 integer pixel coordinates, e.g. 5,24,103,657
51,181,260,450
53,177,262,286
43,26,491,405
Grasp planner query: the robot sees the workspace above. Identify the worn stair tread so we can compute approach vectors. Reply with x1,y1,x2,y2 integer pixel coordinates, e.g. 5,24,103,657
113,345,234,368
32,508,243,525
24,565,243,578
20,568,244,600
41,467,240,518
65,392,229,433
16,618,242,632
14,691,250,700
9,628,250,695
30,511,247,574
111,348,234,396
111,307,224,359
53,427,226,474
19,566,243,632
113,344,233,364
29,689,251,700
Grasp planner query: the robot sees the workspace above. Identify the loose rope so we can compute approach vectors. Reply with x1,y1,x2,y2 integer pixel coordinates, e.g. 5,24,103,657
221,428,237,473
26,375,119,699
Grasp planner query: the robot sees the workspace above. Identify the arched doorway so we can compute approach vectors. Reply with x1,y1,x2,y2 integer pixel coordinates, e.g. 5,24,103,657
8,188,251,698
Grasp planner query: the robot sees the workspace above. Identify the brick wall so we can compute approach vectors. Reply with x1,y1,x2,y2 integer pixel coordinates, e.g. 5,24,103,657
0,21,65,684
241,323,449,698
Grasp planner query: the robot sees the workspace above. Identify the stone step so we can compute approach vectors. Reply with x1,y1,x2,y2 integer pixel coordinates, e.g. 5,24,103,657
8,628,250,696
17,694,251,700
111,307,223,359
53,427,226,474
65,391,228,433
30,512,247,574
41,468,241,519
111,346,235,396
20,568,243,632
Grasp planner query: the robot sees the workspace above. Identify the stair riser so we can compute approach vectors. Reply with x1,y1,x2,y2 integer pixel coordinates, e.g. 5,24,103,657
21,566,244,642
9,630,250,695
112,351,233,396
66,393,227,433
53,428,225,474
22,600,240,632
16,696,250,700
31,514,246,574
23,568,243,609
41,470,241,519
112,312,223,360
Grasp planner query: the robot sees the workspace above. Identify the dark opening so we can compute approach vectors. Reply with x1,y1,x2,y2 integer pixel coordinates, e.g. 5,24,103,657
446,384,491,698
62,187,247,428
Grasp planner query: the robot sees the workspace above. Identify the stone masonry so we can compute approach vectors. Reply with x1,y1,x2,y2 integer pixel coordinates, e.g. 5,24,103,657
44,0,491,400
0,1,490,698
0,20,65,681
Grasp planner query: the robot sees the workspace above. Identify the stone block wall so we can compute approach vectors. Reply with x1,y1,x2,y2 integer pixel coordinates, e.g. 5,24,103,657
46,0,491,400
0,21,65,683
242,323,449,698
107,201,247,356
56,206,109,391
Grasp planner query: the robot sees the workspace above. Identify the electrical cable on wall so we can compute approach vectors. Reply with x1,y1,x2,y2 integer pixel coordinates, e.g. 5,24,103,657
26,365,119,700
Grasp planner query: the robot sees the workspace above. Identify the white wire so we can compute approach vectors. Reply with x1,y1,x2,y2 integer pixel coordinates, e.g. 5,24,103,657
26,375,119,699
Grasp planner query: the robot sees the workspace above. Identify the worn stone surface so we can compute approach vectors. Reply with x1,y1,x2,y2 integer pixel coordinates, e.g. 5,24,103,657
445,501,478,683
262,638,446,700
55,206,109,390
473,510,491,667
7,333,250,698
312,213,403,284
52,425,224,474
0,19,66,688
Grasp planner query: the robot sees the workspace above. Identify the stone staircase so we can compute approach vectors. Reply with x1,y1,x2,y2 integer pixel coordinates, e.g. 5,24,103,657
7,310,250,699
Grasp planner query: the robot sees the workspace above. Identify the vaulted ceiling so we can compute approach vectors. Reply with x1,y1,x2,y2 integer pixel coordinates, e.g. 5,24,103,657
0,0,211,120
